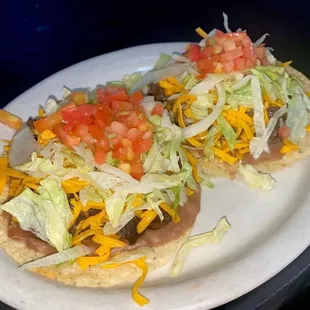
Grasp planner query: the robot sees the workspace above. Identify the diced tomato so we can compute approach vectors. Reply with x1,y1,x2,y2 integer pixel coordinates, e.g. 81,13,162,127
130,162,144,180
113,144,135,161
70,92,86,106
97,135,110,152
260,57,270,66
185,44,201,62
94,147,106,165
34,103,76,133
97,88,110,104
133,138,152,154
52,123,81,148
88,123,104,140
220,47,243,62
110,134,123,148
74,124,94,150
151,103,164,116
111,100,133,112
245,59,254,69
95,106,112,128
214,62,224,73
130,153,142,163
223,40,236,52
223,60,235,73
241,36,255,58
213,44,223,54
111,121,129,136
124,111,141,128
141,130,152,140
234,57,246,72
63,116,93,132
197,58,214,72
225,32,247,42
122,138,133,149
129,91,144,106
106,86,128,101
200,46,214,58
62,104,96,122
136,118,152,132
254,46,266,59
124,128,143,141
279,126,291,140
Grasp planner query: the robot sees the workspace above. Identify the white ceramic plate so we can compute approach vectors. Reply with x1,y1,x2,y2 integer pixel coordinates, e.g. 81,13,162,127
1,43,310,310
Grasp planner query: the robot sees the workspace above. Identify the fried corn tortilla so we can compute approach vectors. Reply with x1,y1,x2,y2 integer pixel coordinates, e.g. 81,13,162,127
202,66,310,179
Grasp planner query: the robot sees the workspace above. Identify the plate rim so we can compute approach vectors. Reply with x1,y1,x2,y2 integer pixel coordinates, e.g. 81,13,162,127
1,42,310,310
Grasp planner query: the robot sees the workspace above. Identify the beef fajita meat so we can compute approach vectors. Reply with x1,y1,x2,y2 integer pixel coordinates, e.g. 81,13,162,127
148,83,166,101
148,209,172,230
118,216,142,245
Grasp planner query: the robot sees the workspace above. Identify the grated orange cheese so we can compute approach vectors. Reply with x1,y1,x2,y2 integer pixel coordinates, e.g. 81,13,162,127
264,108,269,124
212,147,238,165
184,107,198,122
192,166,201,183
0,175,7,194
95,245,110,257
38,107,45,117
76,253,110,270
186,186,195,196
280,140,299,154
306,125,310,132
0,157,8,171
187,137,202,148
239,147,250,154
137,210,157,233
183,149,198,166
75,210,106,234
38,130,56,146
72,228,103,245
237,119,253,140
21,176,39,184
101,257,150,306
159,77,184,96
160,202,180,223
24,183,39,191
280,60,293,67
0,168,27,179
62,179,88,194
195,27,208,38
9,179,21,196
92,234,126,248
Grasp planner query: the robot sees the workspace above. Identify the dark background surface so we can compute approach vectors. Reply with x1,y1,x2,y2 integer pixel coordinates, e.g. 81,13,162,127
1,0,310,309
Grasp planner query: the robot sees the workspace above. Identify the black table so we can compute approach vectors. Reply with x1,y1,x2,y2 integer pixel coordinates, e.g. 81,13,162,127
1,1,310,309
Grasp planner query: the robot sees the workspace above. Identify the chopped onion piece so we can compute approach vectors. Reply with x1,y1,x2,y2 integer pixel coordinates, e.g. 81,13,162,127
223,12,232,33
254,33,270,48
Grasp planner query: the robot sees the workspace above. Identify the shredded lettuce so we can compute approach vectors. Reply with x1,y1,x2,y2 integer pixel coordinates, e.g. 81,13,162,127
238,163,276,191
72,143,95,170
203,126,219,160
184,83,226,138
79,185,111,206
254,33,270,48
227,81,252,108
182,73,198,90
190,95,214,119
1,179,72,251
189,74,227,96
122,72,142,93
217,115,236,151
16,152,69,178
170,217,231,277
19,245,92,270
286,94,308,143
154,53,172,70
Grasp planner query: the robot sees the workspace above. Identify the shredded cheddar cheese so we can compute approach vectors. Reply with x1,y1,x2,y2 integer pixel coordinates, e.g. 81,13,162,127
137,210,157,233
38,130,56,146
38,107,45,117
101,257,150,306
183,149,198,166
187,137,202,148
186,186,195,196
95,245,110,256
280,60,293,67
76,253,110,270
72,228,103,245
69,199,83,228
192,166,201,183
195,27,208,39
280,140,299,154
83,201,105,212
62,179,88,194
92,234,126,248
160,202,180,223
212,147,238,165
237,119,253,140
306,125,310,132
0,174,7,194
159,77,184,96
75,210,106,234
9,179,21,196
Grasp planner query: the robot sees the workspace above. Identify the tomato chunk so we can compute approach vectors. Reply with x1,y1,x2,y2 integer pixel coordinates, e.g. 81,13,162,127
133,138,152,154
129,91,144,106
151,103,164,116
279,126,291,140
52,123,80,148
111,100,133,112
111,121,129,136
62,104,96,122
200,46,214,58
97,88,110,104
130,162,144,180
220,47,243,62
94,147,106,164
124,128,143,141
106,86,128,101
89,123,104,140
185,44,201,62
